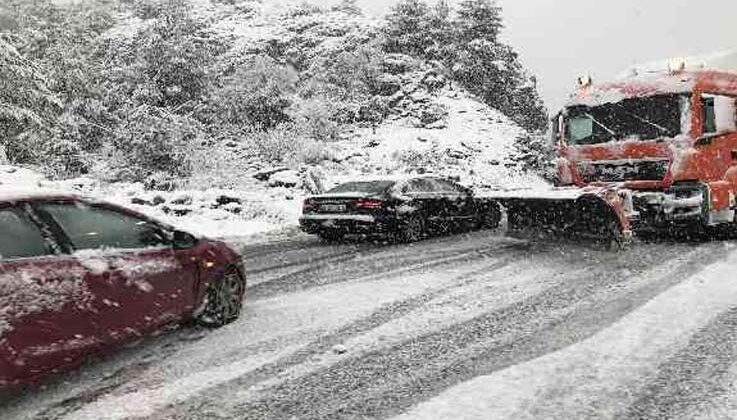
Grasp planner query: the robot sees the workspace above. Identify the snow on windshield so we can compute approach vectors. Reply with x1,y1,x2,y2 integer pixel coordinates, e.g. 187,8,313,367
566,95,686,145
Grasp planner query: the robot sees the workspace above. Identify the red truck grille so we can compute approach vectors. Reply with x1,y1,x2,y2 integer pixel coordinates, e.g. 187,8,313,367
579,159,669,183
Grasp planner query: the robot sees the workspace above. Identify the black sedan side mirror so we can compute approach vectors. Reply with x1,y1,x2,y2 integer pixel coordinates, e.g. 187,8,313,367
173,230,199,249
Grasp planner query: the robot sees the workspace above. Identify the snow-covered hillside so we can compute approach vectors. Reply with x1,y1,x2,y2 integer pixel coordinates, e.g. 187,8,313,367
1,84,547,238
0,0,549,239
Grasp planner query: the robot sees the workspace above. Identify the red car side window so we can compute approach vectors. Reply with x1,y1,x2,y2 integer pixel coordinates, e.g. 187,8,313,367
39,203,169,251
0,209,51,260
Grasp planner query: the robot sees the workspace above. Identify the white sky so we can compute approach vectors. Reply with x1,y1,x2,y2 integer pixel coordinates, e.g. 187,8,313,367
357,0,737,111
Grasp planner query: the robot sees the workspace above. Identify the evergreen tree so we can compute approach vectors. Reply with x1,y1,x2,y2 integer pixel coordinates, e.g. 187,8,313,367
455,0,503,45
383,0,431,57
510,131,556,181
425,0,455,64
450,0,547,131
509,77,548,132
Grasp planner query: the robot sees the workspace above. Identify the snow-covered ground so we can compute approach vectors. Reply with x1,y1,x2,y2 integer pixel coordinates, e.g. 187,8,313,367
395,244,737,420
4,230,737,420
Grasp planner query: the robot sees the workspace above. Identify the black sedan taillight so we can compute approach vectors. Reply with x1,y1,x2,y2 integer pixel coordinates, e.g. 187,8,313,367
355,199,385,210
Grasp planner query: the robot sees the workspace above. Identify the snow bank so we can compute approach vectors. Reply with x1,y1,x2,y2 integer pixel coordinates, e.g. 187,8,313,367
97,183,303,238
0,165,45,187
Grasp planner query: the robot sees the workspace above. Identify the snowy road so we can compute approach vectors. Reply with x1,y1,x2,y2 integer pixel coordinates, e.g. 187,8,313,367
3,231,737,419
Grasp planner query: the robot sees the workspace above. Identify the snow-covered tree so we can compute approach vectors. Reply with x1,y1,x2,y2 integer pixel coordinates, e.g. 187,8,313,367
383,0,432,57
0,38,60,163
510,131,556,181
206,55,298,130
0,0,549,178
104,1,224,111
106,105,200,181
424,0,456,64
304,45,388,124
455,0,503,45
0,0,117,173
449,1,547,131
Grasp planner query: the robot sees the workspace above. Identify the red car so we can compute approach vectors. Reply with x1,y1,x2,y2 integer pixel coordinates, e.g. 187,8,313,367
0,188,246,390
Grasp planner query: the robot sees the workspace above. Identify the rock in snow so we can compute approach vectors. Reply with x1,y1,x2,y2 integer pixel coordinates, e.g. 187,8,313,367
332,344,348,355
268,170,300,188
254,167,290,182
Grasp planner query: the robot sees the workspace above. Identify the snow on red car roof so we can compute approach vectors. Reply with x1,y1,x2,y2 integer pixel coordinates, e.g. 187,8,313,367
0,185,79,203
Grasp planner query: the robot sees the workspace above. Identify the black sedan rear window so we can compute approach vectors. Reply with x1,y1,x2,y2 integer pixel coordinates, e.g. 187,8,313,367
327,181,395,194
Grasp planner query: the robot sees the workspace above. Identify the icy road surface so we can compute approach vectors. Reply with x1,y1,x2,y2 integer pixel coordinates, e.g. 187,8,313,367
3,231,737,420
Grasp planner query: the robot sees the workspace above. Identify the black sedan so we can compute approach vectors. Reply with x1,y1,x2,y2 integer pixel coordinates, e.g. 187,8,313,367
299,176,501,242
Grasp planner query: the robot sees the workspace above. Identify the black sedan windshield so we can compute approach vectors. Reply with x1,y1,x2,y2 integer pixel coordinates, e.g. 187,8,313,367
327,181,395,194
566,94,686,145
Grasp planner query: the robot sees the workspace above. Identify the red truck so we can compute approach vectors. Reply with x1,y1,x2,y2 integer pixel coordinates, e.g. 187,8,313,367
496,51,737,243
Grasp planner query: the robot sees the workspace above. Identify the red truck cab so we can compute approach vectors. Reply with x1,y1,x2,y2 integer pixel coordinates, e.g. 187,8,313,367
554,51,737,231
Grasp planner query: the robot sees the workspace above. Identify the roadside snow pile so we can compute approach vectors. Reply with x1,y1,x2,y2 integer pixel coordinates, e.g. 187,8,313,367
0,165,45,186
61,180,303,239
0,165,299,238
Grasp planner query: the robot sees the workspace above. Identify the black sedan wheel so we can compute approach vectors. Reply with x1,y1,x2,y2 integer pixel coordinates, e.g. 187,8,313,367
477,204,502,230
318,230,345,242
197,268,245,328
397,215,424,243
477,212,500,230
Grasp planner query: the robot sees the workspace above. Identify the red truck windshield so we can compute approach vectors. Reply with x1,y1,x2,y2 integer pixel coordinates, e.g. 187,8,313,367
566,94,687,145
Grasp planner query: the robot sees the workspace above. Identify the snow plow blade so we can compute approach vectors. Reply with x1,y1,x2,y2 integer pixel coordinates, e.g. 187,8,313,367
484,187,632,246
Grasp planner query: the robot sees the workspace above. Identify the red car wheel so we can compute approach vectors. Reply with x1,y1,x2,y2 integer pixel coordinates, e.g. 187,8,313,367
196,268,246,328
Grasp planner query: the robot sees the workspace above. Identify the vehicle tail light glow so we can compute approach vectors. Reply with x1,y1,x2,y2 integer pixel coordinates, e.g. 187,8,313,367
303,199,316,212
355,199,385,210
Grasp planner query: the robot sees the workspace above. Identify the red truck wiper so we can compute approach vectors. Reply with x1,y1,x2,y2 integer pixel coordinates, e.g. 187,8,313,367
611,102,672,136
